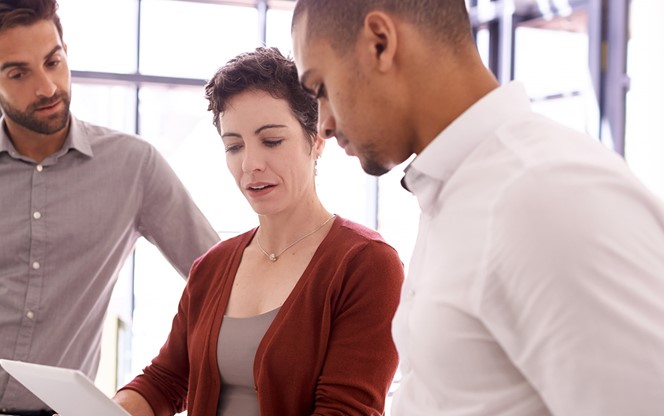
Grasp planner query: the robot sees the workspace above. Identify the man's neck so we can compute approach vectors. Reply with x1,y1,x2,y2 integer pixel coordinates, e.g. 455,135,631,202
4,119,70,163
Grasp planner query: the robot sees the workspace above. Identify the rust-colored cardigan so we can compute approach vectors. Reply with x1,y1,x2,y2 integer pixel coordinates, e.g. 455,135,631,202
121,216,404,415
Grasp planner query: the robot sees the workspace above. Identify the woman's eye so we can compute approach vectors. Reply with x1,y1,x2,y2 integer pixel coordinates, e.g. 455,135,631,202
264,139,283,148
225,144,242,153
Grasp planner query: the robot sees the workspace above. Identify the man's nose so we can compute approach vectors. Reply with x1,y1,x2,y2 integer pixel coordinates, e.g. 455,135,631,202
318,103,336,139
34,70,57,98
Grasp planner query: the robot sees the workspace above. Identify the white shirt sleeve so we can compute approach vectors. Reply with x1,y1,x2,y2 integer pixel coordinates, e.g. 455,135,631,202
481,161,664,415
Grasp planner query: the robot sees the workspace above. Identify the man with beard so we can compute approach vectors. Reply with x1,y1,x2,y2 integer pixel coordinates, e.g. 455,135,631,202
0,1,220,414
292,1,664,415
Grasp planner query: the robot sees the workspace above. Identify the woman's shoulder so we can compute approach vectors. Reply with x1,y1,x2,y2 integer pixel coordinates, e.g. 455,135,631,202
315,216,404,296
330,216,395,252
324,216,402,266
190,229,255,273
333,216,385,243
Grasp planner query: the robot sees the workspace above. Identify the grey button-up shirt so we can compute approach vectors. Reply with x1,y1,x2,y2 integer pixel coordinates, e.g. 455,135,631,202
0,116,219,410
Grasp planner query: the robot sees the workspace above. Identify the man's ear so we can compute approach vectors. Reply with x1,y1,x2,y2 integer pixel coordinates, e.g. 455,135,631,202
360,11,398,73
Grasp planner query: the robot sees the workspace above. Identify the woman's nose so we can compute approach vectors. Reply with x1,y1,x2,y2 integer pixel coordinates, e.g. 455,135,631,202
241,146,265,173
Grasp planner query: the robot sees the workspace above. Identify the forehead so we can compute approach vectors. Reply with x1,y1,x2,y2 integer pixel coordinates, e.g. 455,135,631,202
292,15,325,75
292,19,339,88
0,20,63,64
220,90,296,132
291,15,312,73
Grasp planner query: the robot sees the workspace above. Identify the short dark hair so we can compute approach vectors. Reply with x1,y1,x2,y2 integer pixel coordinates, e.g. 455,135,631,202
0,0,63,41
205,47,318,147
292,0,472,54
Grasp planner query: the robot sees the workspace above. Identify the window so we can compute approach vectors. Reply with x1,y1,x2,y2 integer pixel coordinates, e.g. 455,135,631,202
58,0,138,73
514,25,598,136
625,0,664,200
139,1,259,79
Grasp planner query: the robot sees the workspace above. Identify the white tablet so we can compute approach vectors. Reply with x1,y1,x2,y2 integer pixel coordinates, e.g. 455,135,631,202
0,359,130,416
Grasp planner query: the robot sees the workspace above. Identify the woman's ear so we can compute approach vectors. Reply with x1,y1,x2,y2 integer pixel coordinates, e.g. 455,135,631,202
313,134,326,158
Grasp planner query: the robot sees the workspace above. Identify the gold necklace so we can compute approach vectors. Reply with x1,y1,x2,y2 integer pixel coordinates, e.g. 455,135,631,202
256,214,336,262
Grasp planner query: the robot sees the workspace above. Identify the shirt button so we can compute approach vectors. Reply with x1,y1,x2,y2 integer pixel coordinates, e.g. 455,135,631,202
36,164,43,172
33,211,42,219
26,310,35,319
32,261,40,270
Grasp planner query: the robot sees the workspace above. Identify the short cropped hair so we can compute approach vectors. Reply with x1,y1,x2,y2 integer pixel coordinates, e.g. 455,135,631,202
205,47,318,147
0,0,63,41
292,0,473,54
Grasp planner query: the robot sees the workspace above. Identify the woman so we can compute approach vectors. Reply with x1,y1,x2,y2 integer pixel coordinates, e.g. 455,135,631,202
113,47,404,415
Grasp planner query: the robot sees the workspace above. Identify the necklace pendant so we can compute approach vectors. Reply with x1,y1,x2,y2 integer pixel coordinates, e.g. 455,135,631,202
256,214,336,264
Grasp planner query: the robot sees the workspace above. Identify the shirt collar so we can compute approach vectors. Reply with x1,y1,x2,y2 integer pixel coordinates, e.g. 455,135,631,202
403,81,531,186
0,115,94,160
67,116,94,157
0,121,16,155
401,81,531,213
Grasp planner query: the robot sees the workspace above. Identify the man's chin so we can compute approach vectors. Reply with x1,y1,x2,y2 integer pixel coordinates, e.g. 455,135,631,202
359,157,390,177
36,112,70,135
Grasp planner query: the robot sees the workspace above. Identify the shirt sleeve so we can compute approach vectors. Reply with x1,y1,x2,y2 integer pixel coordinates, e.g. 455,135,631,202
481,163,664,415
136,144,219,277
313,240,404,415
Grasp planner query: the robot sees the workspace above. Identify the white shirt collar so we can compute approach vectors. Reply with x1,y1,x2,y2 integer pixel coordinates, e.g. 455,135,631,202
403,81,532,213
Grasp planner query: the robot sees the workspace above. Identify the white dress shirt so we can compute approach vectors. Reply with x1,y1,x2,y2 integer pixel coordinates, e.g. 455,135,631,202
392,82,664,415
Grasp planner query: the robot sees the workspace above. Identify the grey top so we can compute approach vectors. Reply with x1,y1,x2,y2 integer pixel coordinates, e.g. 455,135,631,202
0,116,220,410
217,308,279,416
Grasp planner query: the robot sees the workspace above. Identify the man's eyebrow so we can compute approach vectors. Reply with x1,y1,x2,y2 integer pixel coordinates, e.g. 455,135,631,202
0,45,63,72
0,61,27,72
44,45,63,61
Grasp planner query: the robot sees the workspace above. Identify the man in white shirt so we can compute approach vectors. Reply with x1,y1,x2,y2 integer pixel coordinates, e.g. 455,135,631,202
292,1,664,415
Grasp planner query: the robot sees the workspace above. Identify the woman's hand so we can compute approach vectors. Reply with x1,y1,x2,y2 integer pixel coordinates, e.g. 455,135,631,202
112,389,156,416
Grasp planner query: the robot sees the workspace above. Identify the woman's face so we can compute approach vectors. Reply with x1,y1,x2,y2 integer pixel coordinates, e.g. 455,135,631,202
220,89,323,216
